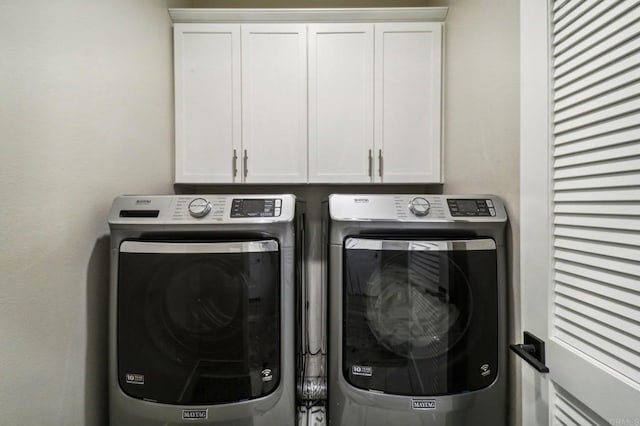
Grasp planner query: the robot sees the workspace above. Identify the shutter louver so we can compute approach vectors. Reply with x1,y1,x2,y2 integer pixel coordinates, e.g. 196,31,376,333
551,0,640,389
552,385,606,425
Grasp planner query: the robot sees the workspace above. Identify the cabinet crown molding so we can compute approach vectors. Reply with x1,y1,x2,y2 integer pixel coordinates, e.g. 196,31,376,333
168,7,448,24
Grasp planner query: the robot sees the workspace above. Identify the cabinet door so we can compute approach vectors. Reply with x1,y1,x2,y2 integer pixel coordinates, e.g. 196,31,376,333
174,24,241,183
374,23,442,183
241,24,308,183
308,24,374,183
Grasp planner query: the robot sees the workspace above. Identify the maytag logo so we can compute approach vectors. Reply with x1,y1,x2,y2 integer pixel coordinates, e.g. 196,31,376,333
354,198,370,203
182,409,208,420
412,399,436,410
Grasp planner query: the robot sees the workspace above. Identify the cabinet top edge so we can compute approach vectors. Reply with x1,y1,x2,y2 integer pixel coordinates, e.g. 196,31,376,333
168,7,448,24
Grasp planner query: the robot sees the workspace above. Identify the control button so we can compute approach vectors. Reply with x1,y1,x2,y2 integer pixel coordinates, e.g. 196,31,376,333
275,207,281,217
408,197,431,217
188,198,212,218
275,199,282,208
489,207,496,216
486,199,494,208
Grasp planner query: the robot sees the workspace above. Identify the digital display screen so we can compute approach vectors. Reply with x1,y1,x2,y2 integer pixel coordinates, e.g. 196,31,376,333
447,199,491,217
231,198,278,218
456,200,479,213
242,199,265,213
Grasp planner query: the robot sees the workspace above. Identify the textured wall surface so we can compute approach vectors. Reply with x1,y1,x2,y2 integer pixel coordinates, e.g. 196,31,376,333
442,0,520,423
0,1,187,424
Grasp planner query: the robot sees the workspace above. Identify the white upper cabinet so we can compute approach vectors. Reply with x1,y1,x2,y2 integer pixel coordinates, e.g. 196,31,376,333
308,22,443,184
375,23,442,183
174,24,241,183
308,24,374,183
241,24,308,183
170,9,446,184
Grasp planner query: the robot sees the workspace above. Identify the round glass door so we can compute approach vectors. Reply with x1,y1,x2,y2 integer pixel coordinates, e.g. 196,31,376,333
154,258,248,355
364,253,472,359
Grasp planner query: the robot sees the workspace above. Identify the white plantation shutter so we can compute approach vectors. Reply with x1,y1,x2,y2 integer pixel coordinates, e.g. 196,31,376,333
548,0,640,421
551,385,608,425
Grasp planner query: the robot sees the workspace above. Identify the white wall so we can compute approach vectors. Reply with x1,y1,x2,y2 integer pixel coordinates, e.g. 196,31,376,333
0,1,187,424
443,0,520,423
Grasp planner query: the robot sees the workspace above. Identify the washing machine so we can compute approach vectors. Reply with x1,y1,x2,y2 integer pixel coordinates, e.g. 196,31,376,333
108,194,304,426
326,194,508,426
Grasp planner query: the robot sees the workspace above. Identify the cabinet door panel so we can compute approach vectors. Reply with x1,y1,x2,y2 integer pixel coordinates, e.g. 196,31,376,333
174,24,241,183
241,24,307,183
374,23,442,183
308,24,374,183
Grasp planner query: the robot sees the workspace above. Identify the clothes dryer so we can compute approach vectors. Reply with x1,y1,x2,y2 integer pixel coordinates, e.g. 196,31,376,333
108,194,303,426
326,194,508,426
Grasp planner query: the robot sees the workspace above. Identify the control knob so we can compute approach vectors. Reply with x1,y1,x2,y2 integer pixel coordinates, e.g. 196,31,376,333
188,198,212,218
408,197,431,216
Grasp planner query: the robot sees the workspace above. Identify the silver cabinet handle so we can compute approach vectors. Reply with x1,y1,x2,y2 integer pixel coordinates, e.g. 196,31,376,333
378,149,383,177
368,149,373,177
244,149,248,177
233,149,238,177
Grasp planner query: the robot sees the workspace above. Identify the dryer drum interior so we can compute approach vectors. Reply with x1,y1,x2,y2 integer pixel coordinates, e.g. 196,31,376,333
343,238,498,396
117,239,281,405
363,254,470,359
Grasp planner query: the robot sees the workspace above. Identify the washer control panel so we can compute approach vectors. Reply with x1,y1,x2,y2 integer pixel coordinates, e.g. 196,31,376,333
231,198,282,218
447,199,496,217
108,194,295,224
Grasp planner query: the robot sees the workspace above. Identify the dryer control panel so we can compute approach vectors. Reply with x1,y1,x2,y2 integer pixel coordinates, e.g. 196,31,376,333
329,194,507,223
